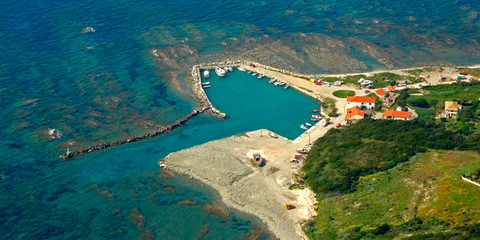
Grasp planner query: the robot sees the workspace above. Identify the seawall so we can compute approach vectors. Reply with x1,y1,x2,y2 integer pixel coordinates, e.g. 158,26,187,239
59,107,209,159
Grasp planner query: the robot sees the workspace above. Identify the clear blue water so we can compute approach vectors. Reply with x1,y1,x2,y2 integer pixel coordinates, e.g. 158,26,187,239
1,0,480,239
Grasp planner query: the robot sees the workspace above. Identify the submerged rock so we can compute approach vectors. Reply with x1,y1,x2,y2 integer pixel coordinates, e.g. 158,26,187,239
178,200,198,206
202,202,230,219
82,26,96,34
129,208,145,230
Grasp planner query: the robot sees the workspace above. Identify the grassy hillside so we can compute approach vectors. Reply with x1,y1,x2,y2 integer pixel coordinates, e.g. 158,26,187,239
304,150,480,239
302,119,473,195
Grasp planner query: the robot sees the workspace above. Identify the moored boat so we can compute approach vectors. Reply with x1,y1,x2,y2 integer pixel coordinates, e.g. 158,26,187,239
278,82,285,86
284,85,289,89
238,67,246,71
269,79,276,84
305,123,312,127
258,74,264,79
311,118,320,122
203,85,211,88
311,109,320,113
203,70,210,78
300,124,308,130
226,66,233,72
202,81,210,85
252,153,263,166
215,67,226,77
252,72,257,76
247,70,252,74
312,115,321,119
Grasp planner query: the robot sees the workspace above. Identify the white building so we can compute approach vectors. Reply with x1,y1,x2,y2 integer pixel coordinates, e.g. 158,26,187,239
346,96,376,110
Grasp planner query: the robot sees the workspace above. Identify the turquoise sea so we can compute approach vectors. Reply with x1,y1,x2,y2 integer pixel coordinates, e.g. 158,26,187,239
1,0,480,239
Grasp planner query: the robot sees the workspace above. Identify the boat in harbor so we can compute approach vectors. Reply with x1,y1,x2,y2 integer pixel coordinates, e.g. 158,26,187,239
284,85,289,89
312,115,321,119
278,82,285,86
258,74,264,79
247,70,252,74
311,109,320,113
215,67,226,77
252,72,257,76
300,124,308,130
202,82,210,85
305,123,312,127
311,118,320,122
203,85,211,88
224,66,233,72
203,70,210,78
269,79,276,84
252,153,263,166
238,67,246,71
274,82,279,86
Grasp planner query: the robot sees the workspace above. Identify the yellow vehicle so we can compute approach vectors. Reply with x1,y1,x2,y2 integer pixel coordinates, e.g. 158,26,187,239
285,203,294,210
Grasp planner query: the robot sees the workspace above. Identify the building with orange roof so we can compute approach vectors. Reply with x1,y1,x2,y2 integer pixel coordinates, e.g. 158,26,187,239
346,96,376,110
375,88,387,97
383,109,410,120
346,106,365,120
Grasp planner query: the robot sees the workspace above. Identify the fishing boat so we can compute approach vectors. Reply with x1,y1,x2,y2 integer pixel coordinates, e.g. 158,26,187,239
312,115,321,119
296,148,309,154
203,70,210,78
238,67,246,71
202,81,210,85
247,70,252,74
203,85,211,88
252,153,263,166
278,82,285,86
274,82,279,86
252,72,257,76
215,67,226,77
269,132,278,138
258,74,264,79
311,109,320,113
311,118,320,122
269,79,276,84
225,66,233,72
305,123,312,127
300,124,308,130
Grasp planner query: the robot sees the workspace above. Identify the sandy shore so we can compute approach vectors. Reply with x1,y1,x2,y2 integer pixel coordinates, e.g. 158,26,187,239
161,130,317,240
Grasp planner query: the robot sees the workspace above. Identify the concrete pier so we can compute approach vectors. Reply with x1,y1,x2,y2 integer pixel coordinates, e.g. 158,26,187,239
59,106,209,159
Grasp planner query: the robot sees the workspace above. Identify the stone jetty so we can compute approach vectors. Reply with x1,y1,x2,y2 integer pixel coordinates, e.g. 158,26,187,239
59,107,209,159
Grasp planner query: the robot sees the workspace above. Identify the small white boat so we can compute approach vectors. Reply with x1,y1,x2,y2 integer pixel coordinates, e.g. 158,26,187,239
274,82,279,86
278,82,285,86
215,67,226,77
202,82,210,85
305,123,312,127
203,70,210,78
258,74,264,79
252,72,257,76
300,124,308,130
284,85,289,89
226,66,233,72
238,67,246,72
269,79,276,84
203,85,211,88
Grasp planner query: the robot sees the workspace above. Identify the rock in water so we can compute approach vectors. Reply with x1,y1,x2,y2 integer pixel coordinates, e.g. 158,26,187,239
82,26,96,34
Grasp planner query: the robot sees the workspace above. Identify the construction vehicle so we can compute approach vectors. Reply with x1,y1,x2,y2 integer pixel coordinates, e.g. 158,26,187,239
285,203,294,210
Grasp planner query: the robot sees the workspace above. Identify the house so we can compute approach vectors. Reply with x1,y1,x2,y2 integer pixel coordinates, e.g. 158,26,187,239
375,88,387,98
444,101,462,118
346,96,376,110
383,109,410,120
346,106,365,120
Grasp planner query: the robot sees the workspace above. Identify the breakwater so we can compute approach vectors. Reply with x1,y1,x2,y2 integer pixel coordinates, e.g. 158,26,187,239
59,107,209,159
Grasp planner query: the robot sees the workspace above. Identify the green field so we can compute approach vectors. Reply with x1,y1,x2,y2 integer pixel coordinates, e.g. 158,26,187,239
408,82,480,105
332,90,355,98
304,150,480,239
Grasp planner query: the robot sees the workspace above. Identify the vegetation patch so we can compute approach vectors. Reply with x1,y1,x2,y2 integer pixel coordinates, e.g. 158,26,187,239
303,150,480,239
332,90,355,98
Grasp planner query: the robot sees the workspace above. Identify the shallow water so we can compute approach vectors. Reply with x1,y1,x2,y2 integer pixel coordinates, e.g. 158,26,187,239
1,0,480,239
